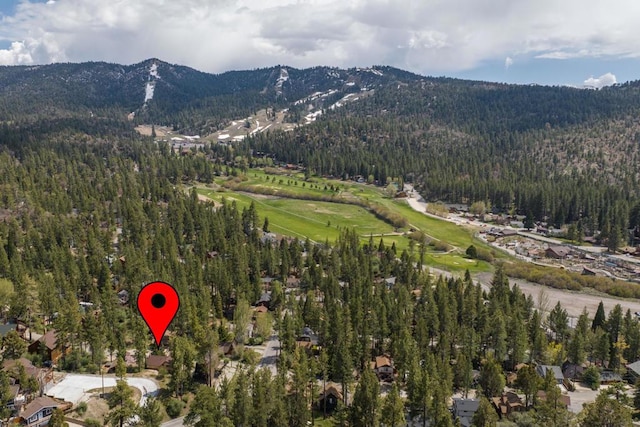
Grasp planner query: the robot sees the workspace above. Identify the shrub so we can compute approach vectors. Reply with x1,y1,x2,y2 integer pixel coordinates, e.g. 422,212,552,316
85,419,102,427
476,248,494,263
165,399,184,418
432,240,452,252
75,401,88,416
248,336,264,346
156,367,167,381
241,349,260,365
466,245,478,259
582,366,600,390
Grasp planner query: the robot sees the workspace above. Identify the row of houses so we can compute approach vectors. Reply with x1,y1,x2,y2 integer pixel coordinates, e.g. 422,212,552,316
0,356,69,426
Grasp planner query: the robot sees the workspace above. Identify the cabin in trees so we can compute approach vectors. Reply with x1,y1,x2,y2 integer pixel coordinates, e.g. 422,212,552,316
27,330,68,364
561,361,584,380
256,292,272,309
599,371,622,384
117,289,129,305
296,327,320,355
371,355,396,382
2,358,54,396
317,384,343,414
452,398,479,427
16,396,70,427
492,392,524,418
626,360,640,382
536,365,564,384
253,305,268,319
146,355,172,370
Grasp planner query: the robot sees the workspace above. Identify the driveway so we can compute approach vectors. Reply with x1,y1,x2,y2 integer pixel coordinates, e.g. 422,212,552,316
46,373,158,406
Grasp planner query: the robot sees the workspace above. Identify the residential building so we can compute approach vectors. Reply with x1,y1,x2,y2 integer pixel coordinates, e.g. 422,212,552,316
452,398,479,427
492,392,524,418
536,365,564,384
16,396,70,427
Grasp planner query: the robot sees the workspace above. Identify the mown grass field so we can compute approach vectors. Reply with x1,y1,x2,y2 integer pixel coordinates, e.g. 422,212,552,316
198,168,499,273
197,188,396,243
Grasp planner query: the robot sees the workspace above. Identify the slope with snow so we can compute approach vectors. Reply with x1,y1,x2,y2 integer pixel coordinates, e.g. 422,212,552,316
144,63,161,105
275,68,289,96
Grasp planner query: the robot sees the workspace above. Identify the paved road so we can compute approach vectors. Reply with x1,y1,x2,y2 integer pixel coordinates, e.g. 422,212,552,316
406,184,640,319
161,416,186,427
47,373,158,406
258,334,280,376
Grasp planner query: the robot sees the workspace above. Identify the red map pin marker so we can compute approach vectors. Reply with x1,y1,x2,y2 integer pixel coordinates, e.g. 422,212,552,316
137,281,180,347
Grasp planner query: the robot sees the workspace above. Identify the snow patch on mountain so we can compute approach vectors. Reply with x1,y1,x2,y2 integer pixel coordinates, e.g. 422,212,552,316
144,82,155,103
356,67,383,76
275,68,289,96
149,63,160,79
143,62,161,104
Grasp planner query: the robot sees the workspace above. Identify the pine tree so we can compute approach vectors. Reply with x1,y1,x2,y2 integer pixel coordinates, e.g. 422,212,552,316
581,386,632,427
105,380,137,427
472,396,498,427
232,370,251,427
548,301,569,342
0,371,11,422
350,366,379,427
515,365,540,408
592,302,606,331
381,382,405,427
478,357,505,399
138,398,163,427
2,329,26,359
186,385,227,426
49,408,68,427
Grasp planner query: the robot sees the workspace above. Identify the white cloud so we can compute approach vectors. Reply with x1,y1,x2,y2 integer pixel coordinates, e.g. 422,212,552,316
583,72,617,89
504,56,513,69
0,0,638,76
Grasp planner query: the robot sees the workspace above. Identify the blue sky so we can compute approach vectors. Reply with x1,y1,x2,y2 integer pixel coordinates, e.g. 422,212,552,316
0,0,18,15
1,0,639,88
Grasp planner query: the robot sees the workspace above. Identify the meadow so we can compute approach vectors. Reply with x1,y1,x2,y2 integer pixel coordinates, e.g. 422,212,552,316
196,168,498,273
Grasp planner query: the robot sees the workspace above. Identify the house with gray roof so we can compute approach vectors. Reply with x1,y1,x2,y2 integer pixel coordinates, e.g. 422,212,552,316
452,398,480,427
536,365,564,384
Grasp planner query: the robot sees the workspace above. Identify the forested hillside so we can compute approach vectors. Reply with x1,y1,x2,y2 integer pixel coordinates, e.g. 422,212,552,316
245,78,640,240
0,127,638,426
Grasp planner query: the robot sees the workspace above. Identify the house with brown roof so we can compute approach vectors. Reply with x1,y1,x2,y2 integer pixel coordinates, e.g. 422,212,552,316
545,246,571,259
492,392,524,418
7,383,24,411
370,355,396,381
27,330,68,364
253,305,269,315
17,396,70,426
146,355,172,370
317,383,343,414
2,358,53,395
